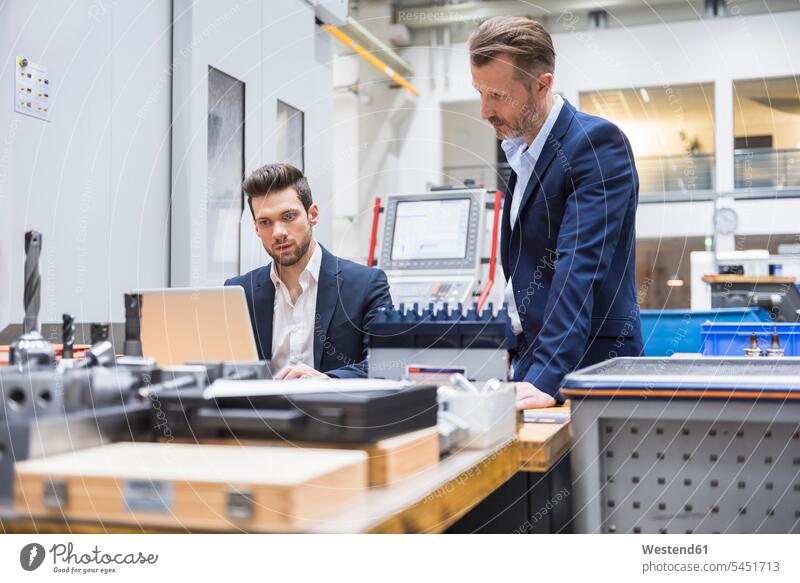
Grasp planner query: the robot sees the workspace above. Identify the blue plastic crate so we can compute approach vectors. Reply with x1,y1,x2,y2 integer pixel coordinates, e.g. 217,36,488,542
701,322,800,357
640,308,770,356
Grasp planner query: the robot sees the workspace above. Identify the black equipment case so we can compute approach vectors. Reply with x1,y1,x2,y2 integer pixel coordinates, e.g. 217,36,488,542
156,382,438,444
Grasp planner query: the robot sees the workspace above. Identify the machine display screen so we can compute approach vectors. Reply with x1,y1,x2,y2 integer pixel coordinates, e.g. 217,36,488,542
391,198,472,261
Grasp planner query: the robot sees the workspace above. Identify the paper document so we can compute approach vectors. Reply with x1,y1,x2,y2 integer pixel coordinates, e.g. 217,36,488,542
203,378,412,400
522,410,570,424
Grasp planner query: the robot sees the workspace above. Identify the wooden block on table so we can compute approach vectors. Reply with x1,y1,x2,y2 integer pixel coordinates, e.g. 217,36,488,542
518,416,571,473
169,427,440,487
14,442,367,532
362,427,440,487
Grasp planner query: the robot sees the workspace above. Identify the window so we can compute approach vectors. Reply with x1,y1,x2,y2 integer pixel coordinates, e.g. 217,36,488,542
636,237,707,309
206,66,245,283
276,100,304,170
636,234,800,310
733,76,800,190
580,83,715,197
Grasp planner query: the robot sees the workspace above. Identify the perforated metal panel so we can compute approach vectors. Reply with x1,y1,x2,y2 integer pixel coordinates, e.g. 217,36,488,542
599,419,800,534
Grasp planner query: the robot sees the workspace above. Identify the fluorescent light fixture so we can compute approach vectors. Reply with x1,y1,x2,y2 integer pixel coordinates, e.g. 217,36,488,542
666,273,685,287
639,88,650,103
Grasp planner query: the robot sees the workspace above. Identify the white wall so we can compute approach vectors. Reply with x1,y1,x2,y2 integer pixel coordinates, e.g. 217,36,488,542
331,53,362,260
171,0,334,285
332,8,800,253
637,197,800,240
0,0,336,333
441,101,489,168
0,0,171,332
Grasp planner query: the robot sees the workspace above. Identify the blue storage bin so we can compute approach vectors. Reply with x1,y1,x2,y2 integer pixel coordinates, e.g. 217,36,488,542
640,308,770,356
701,322,800,357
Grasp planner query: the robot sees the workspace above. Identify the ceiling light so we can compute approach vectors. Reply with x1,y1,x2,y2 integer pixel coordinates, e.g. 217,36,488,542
666,274,685,287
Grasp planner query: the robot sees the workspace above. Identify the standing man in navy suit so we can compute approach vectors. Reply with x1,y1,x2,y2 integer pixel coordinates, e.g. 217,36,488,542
225,163,391,379
469,17,643,409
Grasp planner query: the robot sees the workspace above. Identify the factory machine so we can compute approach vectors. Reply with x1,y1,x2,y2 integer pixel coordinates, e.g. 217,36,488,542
367,185,503,311
363,185,510,384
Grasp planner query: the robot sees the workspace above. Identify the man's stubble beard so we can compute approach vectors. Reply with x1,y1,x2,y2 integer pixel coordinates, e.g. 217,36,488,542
268,225,313,267
495,92,540,141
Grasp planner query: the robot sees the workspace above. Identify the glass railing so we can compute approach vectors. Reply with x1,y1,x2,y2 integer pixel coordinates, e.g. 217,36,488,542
734,148,800,190
447,154,715,197
635,153,715,195
445,154,716,198
446,150,800,199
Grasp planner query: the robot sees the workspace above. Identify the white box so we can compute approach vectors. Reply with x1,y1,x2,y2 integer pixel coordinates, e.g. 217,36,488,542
439,384,516,449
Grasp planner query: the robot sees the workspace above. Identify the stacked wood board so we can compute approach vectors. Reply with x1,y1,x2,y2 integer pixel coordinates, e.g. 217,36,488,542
170,427,440,487
518,403,572,472
14,442,367,532
518,422,571,472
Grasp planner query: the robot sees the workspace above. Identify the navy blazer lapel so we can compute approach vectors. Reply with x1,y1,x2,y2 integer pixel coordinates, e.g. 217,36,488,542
513,99,576,225
500,171,516,277
314,245,341,370
251,265,275,360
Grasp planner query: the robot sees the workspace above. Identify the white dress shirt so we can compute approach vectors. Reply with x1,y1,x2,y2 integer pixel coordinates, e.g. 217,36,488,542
270,242,322,372
500,94,564,335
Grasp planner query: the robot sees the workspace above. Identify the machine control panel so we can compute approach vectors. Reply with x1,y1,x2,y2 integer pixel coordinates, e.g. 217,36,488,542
387,278,473,308
380,190,483,272
377,188,494,309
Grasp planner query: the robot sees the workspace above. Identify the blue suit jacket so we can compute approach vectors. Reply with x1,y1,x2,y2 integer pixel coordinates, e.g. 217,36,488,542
224,245,392,378
503,98,643,397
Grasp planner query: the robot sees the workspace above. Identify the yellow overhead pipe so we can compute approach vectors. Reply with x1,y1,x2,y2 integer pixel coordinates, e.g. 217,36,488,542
323,24,419,97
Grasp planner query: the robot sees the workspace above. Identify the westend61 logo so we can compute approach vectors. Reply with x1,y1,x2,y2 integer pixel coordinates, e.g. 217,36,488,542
19,542,158,574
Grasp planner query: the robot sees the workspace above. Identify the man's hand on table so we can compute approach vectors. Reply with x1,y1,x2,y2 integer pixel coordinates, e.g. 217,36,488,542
275,363,330,380
514,382,556,409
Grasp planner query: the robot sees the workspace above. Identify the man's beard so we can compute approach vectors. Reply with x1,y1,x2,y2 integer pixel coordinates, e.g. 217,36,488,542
490,93,540,140
268,227,313,267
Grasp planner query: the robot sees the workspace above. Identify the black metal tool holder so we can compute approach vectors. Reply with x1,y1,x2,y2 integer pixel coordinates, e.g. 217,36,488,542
62,313,75,359
90,322,110,346
123,293,143,356
9,230,55,369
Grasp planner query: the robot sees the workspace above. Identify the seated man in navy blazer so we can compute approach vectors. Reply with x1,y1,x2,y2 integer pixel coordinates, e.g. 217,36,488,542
469,17,644,408
225,163,391,379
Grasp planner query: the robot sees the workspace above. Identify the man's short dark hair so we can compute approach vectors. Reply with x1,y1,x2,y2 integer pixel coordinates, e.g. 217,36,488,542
242,163,313,219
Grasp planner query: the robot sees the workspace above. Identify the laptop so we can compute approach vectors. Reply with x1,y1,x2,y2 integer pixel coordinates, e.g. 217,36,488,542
137,286,259,366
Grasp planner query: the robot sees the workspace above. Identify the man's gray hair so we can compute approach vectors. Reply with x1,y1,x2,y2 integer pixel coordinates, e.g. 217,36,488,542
469,16,556,84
